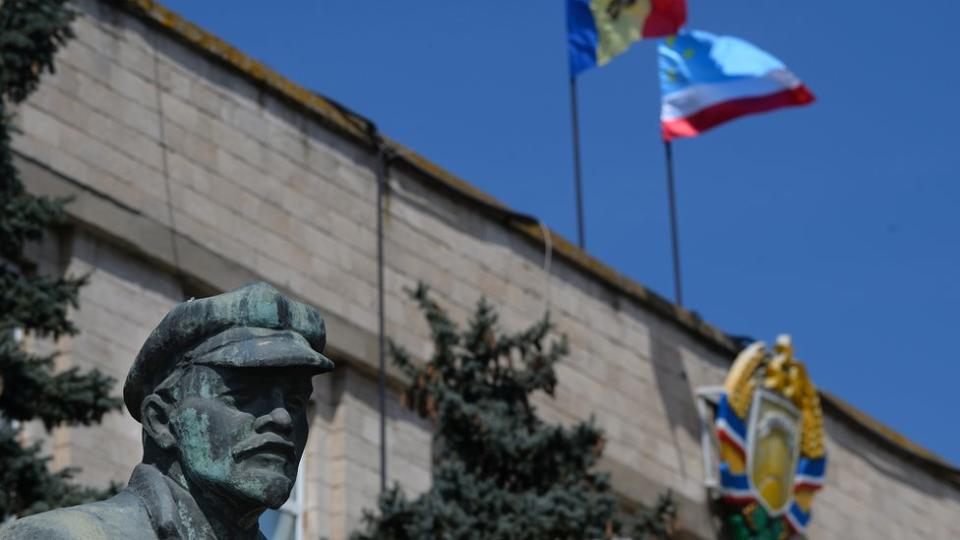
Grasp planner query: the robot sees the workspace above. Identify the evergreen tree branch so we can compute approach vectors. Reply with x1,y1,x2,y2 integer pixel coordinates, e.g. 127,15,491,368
0,0,76,104
0,425,119,519
0,0,120,521
353,283,676,539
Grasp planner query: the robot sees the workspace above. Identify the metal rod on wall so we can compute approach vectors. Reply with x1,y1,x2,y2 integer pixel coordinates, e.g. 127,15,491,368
663,140,683,306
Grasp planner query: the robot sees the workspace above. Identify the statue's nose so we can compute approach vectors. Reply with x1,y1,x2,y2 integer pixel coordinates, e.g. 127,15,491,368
273,406,293,430
253,406,293,435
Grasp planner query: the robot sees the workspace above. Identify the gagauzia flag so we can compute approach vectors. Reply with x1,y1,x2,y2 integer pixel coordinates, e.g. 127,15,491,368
568,0,687,76
658,30,814,140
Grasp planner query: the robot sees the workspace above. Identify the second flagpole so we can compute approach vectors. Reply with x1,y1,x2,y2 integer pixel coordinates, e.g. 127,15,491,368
569,75,586,250
663,140,683,306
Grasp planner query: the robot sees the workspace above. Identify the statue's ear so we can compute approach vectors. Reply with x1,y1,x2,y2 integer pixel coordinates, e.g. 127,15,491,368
142,394,176,450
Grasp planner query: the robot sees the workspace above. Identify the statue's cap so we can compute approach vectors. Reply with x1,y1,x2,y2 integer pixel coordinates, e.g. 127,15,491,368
123,281,334,421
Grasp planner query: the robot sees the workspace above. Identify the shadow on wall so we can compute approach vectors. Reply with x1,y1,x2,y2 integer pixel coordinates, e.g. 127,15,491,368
651,335,701,479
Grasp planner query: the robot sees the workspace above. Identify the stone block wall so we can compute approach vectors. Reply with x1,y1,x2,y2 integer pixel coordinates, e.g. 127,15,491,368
11,1,960,537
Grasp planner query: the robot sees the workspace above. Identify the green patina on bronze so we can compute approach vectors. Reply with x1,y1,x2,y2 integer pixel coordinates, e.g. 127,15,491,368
176,408,228,480
1,282,334,540
124,282,333,422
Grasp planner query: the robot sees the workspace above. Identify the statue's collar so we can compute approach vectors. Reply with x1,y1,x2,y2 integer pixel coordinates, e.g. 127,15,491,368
126,464,268,540
126,464,218,540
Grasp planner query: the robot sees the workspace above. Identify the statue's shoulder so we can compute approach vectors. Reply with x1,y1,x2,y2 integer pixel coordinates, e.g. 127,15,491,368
0,491,154,540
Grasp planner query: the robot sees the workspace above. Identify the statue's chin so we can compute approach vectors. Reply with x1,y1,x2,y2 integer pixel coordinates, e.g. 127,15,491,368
240,472,294,509
262,484,294,510
187,468,293,510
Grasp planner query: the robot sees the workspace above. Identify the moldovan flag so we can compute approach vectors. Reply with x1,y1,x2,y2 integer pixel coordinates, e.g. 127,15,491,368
659,30,814,140
568,0,687,76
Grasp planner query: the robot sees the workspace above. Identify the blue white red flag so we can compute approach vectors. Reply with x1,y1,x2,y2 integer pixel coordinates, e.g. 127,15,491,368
658,30,814,140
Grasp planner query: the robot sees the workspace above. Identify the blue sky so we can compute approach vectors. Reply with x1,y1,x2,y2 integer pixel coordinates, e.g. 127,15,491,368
159,0,960,464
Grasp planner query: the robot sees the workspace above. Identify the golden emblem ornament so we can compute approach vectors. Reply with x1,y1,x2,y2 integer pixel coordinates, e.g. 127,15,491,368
701,335,826,537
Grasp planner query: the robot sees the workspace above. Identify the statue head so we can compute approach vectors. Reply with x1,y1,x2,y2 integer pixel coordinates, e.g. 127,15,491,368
123,282,335,511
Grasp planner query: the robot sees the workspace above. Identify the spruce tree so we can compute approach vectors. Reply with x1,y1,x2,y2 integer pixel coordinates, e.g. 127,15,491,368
353,284,676,539
0,0,121,520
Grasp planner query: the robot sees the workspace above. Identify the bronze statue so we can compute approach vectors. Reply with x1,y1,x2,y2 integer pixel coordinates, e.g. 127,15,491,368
1,282,334,539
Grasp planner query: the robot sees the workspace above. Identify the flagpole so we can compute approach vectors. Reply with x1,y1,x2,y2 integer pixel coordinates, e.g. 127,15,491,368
569,75,586,250
663,140,683,306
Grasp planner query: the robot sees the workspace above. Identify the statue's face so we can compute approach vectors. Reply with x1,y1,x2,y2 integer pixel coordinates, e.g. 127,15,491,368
168,365,313,509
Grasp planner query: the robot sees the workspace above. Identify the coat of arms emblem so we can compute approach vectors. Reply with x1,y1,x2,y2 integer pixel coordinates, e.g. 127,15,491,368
698,336,826,539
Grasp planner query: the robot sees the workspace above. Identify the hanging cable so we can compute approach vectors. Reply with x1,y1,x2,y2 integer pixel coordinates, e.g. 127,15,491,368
367,122,393,496
317,95,394,495
151,35,181,275
319,93,552,495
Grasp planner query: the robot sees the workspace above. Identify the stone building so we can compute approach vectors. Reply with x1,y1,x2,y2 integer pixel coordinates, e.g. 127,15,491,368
10,0,960,538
